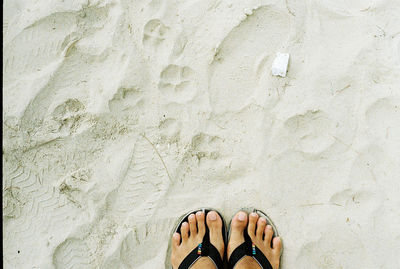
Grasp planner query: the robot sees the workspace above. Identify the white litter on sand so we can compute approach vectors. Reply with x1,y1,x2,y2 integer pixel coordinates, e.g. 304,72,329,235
271,52,289,77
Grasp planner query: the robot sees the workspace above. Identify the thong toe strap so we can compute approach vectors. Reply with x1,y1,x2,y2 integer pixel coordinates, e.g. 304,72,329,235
178,242,223,269
228,241,273,269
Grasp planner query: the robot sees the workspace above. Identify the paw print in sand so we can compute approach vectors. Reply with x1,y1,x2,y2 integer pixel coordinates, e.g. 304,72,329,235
158,64,196,101
143,19,167,48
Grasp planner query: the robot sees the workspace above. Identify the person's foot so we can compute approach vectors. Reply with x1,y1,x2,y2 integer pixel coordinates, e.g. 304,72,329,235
227,211,282,269
171,211,225,269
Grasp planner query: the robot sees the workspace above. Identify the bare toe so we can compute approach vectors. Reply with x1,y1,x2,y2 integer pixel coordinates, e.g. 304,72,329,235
248,212,259,240
263,225,273,246
172,232,181,250
181,222,189,241
256,217,267,239
227,211,247,259
272,236,282,254
196,211,206,236
188,214,197,236
206,211,225,259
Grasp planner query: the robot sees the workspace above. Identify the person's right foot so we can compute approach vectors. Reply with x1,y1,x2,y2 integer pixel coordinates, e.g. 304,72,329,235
227,211,282,269
171,211,225,269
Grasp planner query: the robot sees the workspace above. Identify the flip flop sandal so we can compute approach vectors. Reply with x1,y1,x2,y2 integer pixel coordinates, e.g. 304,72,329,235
227,208,282,269
171,208,227,269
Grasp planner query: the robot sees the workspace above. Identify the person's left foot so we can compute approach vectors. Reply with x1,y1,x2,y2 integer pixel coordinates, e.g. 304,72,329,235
171,211,225,269
247,212,282,269
227,211,282,269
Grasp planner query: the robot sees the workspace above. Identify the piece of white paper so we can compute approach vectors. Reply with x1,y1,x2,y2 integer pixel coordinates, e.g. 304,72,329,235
271,52,290,77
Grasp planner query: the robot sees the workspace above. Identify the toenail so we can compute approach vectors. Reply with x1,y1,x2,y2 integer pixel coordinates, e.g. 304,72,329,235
260,217,266,223
266,225,272,230
251,213,258,218
189,214,195,221
173,233,180,239
208,212,217,221
196,211,203,217
238,212,246,221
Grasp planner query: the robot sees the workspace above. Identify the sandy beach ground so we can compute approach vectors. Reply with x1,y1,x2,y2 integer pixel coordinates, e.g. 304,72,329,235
3,0,400,268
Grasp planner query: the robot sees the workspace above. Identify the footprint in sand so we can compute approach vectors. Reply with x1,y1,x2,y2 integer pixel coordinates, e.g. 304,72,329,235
108,87,144,112
53,238,93,269
143,19,167,49
296,225,367,268
365,97,400,141
106,135,170,221
158,64,196,102
208,6,291,113
51,98,87,134
282,110,336,154
159,117,181,142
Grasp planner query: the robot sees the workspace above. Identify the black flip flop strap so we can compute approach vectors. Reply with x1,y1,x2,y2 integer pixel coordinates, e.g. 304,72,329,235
228,241,273,269
178,246,201,269
228,241,249,268
206,243,224,268
178,242,223,269
253,245,273,269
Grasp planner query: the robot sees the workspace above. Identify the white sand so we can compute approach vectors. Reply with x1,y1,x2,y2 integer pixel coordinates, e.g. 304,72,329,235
3,0,400,268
